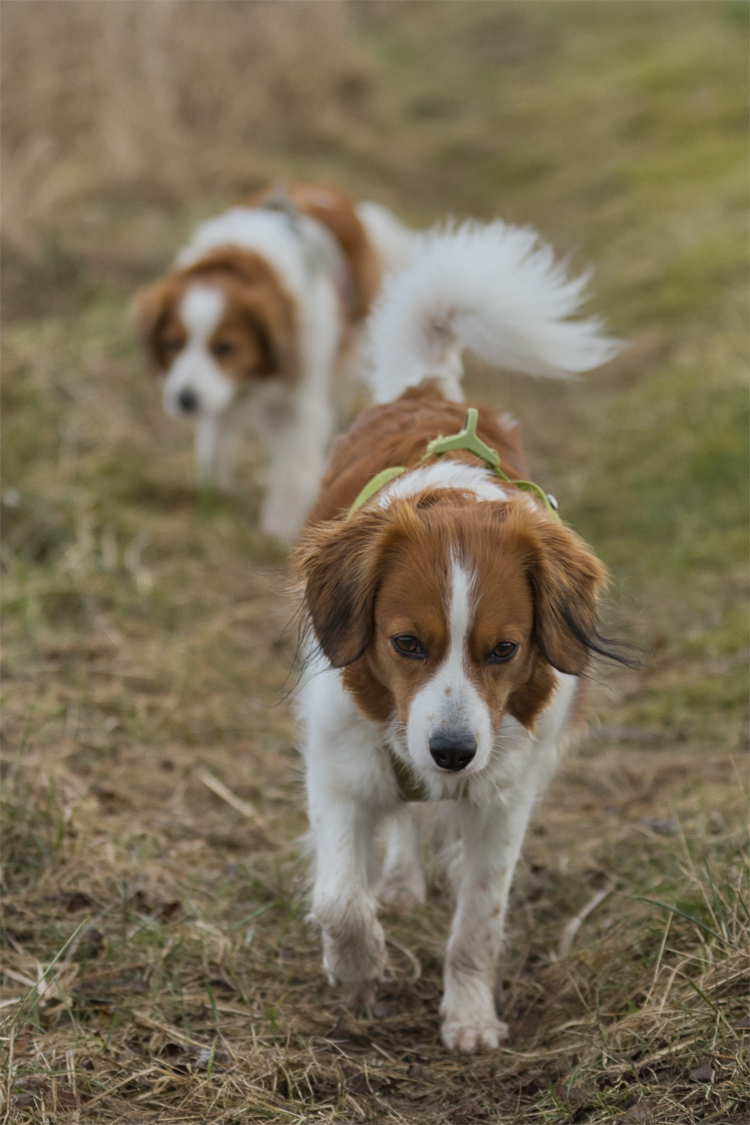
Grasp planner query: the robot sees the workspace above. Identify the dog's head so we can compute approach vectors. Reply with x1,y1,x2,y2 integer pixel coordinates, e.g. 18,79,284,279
298,495,611,785
133,247,298,419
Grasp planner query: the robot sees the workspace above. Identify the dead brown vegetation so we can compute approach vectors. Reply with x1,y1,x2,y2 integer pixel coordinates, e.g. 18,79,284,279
1,0,375,253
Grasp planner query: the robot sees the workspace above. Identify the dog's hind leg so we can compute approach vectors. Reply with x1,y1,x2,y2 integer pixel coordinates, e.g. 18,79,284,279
375,806,426,913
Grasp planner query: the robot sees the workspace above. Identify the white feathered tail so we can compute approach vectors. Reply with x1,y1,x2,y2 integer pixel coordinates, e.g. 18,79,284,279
366,220,621,404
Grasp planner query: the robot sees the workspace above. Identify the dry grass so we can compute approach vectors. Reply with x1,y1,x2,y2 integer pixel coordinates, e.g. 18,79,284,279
2,3,749,1122
1,0,375,255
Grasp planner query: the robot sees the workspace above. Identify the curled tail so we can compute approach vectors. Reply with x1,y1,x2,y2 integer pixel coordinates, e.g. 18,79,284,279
355,201,423,277
365,220,621,404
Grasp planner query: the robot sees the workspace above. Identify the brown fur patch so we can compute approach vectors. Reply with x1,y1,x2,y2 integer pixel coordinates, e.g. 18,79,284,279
246,182,381,322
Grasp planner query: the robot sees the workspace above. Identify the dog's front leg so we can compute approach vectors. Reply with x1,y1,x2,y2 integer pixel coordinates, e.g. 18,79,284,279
309,784,386,1004
440,798,533,1053
261,400,332,543
213,420,242,491
194,416,220,485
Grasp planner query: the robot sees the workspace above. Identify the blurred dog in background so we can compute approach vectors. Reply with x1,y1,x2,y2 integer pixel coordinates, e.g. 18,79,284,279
134,183,418,542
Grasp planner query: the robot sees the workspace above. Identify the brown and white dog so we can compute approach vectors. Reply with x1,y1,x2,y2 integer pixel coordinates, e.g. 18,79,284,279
134,184,419,542
294,221,624,1052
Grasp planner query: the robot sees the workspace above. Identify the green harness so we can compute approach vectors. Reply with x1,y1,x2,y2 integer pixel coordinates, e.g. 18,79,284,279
347,408,561,523
348,409,560,802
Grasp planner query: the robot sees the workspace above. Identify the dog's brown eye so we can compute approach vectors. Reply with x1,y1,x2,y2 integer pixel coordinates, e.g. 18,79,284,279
212,340,236,358
161,337,184,354
391,635,426,660
487,641,518,664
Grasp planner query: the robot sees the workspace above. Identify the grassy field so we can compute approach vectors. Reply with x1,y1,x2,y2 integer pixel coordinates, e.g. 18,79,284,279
1,3,748,1122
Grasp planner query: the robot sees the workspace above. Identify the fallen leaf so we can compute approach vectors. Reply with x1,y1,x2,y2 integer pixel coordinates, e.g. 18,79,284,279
689,1062,716,1083
620,1100,655,1124
158,900,182,922
372,999,399,1018
555,1081,587,1107
72,928,105,962
65,891,93,913
639,816,678,836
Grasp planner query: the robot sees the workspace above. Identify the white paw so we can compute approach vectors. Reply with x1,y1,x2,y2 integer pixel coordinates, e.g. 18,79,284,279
440,1016,509,1054
322,931,387,1006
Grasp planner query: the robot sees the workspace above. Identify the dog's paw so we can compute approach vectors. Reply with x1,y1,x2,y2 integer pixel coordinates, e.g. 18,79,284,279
440,1016,509,1054
343,976,382,1007
322,931,387,1005
375,873,426,914
327,967,385,1009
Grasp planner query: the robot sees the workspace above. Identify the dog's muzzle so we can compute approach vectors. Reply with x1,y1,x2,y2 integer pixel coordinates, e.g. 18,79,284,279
177,388,200,414
429,729,477,772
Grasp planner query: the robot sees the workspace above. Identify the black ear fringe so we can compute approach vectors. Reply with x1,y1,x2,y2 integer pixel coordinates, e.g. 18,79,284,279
277,605,343,708
271,600,314,706
294,606,317,670
307,574,373,669
561,606,643,670
292,597,365,683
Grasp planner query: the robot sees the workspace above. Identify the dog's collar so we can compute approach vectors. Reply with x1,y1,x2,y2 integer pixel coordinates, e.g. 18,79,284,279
346,408,561,522
389,749,468,803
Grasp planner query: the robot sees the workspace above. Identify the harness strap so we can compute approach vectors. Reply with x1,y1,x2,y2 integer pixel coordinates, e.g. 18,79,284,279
347,466,407,516
347,408,561,522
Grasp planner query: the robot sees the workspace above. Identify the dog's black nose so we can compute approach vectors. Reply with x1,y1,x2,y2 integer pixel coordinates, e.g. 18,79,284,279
177,388,199,414
429,731,477,772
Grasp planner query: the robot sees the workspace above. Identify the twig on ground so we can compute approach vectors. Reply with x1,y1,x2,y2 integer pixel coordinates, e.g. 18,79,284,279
385,935,422,981
558,879,617,959
195,768,268,830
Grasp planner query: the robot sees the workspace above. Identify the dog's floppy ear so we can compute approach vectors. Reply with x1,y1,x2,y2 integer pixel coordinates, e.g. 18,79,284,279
184,247,299,382
131,279,174,368
525,518,610,675
296,506,406,668
236,287,299,383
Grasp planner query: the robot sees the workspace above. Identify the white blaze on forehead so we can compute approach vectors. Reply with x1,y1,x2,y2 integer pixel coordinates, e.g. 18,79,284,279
404,554,493,783
446,557,475,670
162,284,234,418
180,285,225,344
438,557,482,733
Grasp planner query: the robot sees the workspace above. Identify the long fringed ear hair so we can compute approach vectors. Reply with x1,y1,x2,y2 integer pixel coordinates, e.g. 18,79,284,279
131,279,174,369
521,515,634,673
295,503,415,668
